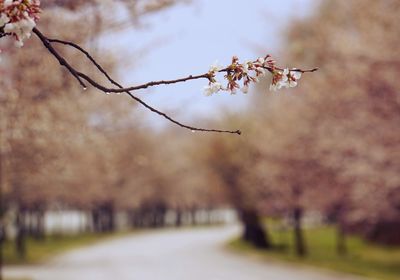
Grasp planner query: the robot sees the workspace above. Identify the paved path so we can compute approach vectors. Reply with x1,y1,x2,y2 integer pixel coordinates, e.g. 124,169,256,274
3,225,364,280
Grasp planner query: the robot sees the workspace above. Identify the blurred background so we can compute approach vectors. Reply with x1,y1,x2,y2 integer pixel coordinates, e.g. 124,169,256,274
1,0,399,279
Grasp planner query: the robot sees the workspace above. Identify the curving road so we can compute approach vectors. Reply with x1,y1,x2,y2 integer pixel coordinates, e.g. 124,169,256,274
3,225,364,280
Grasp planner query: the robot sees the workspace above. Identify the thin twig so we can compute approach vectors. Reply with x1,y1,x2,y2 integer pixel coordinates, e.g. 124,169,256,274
0,32,10,39
76,71,210,94
288,67,319,73
33,28,241,135
37,31,318,95
33,28,87,88
32,27,316,135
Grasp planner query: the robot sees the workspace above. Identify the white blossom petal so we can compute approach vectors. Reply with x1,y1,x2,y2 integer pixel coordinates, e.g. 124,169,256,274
203,82,222,96
4,0,13,8
288,80,298,88
283,68,290,76
209,60,223,73
292,71,302,80
0,14,10,26
241,85,249,94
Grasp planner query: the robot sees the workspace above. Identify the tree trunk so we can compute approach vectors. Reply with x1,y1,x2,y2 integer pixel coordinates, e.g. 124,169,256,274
155,203,166,227
175,208,182,227
91,208,101,232
85,211,93,232
293,206,306,257
34,207,45,240
240,209,271,249
15,207,26,259
191,208,197,226
336,224,347,255
105,202,115,232
128,209,135,228
26,210,34,237
331,203,348,255
149,208,157,228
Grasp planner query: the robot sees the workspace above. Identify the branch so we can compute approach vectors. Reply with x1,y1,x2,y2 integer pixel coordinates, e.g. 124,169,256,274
31,26,317,134
288,67,319,73
34,28,318,95
32,28,87,88
0,32,10,39
33,28,241,135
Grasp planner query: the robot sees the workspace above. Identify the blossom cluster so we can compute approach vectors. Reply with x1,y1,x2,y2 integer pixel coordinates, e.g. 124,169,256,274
269,68,302,91
0,0,41,47
204,55,302,95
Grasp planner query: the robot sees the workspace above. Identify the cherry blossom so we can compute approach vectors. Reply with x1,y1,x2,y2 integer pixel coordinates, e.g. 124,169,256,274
269,68,302,91
0,0,41,47
204,55,307,95
208,60,223,74
0,13,9,26
288,70,302,87
203,81,222,96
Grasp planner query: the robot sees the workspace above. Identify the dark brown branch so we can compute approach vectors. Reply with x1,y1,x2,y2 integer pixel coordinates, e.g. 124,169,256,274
33,28,241,135
0,32,10,38
32,27,317,135
36,32,318,95
35,28,317,95
76,71,241,135
263,66,319,73
289,67,319,73
50,37,214,92
32,28,87,88
76,71,210,94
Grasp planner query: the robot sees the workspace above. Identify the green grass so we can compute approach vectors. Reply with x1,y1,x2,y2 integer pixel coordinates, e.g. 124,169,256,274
228,225,400,280
2,231,133,265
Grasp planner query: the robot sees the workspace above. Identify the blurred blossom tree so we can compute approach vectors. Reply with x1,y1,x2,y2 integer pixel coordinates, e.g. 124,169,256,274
199,0,400,255
1,0,205,258
284,0,400,245
242,0,400,254
0,3,124,256
194,128,272,249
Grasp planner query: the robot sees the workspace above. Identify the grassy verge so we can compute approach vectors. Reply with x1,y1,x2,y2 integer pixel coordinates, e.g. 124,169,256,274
228,225,400,280
2,231,133,265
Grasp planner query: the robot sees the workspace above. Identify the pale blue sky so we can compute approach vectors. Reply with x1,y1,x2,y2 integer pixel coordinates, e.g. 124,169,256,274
105,0,317,129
